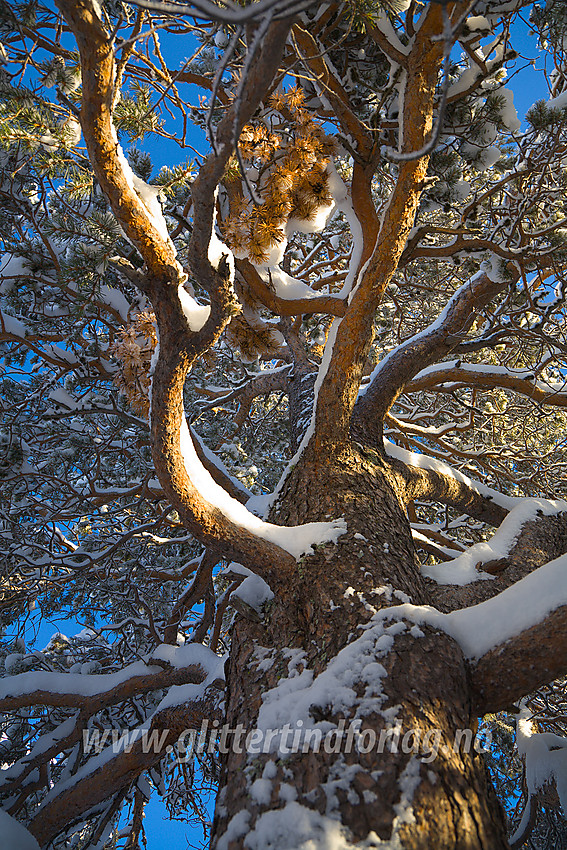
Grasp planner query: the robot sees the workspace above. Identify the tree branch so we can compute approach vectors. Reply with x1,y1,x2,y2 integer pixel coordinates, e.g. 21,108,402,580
291,23,375,160
387,454,509,527
0,654,209,712
406,362,567,408
305,2,462,455
236,258,347,317
353,269,516,447
470,603,567,714
28,690,221,847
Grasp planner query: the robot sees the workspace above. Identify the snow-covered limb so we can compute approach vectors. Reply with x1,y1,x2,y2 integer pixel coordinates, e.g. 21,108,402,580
27,670,224,848
385,438,513,525
236,257,347,317
0,642,218,710
366,13,408,67
55,0,183,281
354,270,514,447
407,360,567,408
508,705,567,849
410,528,464,562
375,542,567,713
422,498,567,586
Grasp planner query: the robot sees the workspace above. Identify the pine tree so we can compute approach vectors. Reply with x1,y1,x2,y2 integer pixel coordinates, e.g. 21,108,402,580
1,1,567,848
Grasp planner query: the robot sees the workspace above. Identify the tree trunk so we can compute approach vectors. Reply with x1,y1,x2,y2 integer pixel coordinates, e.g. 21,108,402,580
211,446,509,849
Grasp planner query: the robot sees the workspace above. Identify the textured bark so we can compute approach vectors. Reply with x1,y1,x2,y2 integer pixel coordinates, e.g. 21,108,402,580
471,604,567,715
211,446,510,849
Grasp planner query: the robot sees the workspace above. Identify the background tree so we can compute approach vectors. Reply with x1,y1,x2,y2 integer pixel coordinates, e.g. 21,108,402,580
1,0,567,847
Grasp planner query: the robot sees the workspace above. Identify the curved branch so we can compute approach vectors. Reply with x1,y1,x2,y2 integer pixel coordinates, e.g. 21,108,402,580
59,0,304,575
28,689,221,847
407,362,567,408
237,258,347,317
353,269,516,447
55,0,181,280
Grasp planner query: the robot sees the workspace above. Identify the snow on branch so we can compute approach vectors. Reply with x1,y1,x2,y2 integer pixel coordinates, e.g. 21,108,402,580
236,258,347,317
28,669,224,847
407,360,567,408
422,498,567,586
0,642,218,710
508,706,567,849
178,414,346,561
354,270,513,444
371,544,567,713
387,439,511,527
56,0,183,280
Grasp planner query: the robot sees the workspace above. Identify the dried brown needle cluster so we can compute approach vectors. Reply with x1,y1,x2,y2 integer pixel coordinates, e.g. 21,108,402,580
111,311,157,416
223,86,337,264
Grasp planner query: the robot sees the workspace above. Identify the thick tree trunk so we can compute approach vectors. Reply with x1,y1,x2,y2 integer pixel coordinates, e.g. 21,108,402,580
211,446,509,849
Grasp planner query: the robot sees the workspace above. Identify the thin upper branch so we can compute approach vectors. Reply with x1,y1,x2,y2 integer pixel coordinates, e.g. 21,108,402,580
291,23,375,160
55,0,182,280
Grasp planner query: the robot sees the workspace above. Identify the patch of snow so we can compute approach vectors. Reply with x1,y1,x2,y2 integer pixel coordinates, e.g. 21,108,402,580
208,197,235,281
231,575,274,613
256,266,323,301
497,88,521,132
509,704,567,847
256,624,393,751
0,811,40,850
0,310,27,337
217,810,250,850
465,15,490,32
177,284,211,332
115,143,171,245
548,90,567,110
99,285,131,321
250,777,273,805
423,498,567,585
